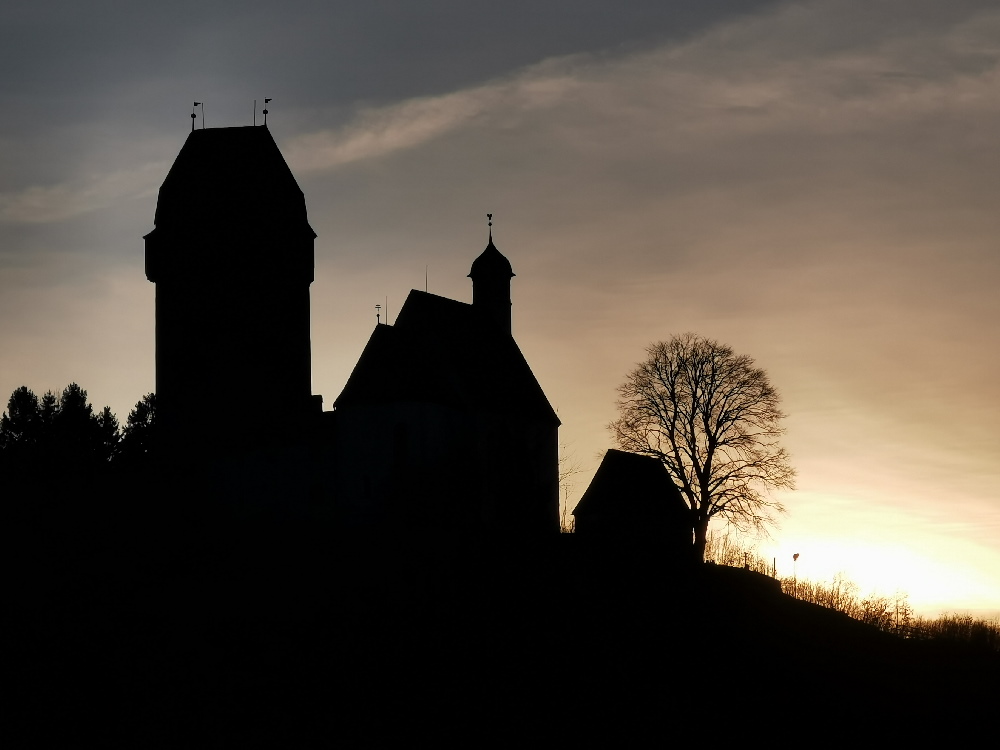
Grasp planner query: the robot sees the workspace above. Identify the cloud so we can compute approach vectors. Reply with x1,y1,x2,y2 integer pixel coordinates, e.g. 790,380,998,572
10,1,999,228
0,161,166,224
284,65,584,172
283,0,1000,186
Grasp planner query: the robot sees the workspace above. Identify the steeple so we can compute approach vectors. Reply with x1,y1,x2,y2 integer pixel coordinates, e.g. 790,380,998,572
468,214,515,335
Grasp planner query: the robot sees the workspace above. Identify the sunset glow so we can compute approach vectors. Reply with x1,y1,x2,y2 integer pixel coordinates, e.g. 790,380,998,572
2,1,997,616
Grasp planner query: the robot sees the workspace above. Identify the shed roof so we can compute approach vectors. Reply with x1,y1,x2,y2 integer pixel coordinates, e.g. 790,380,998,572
574,449,689,521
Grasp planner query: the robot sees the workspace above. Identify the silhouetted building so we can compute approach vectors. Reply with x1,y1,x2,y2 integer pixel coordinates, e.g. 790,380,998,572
144,126,320,454
144,125,559,533
573,449,691,546
329,282,560,534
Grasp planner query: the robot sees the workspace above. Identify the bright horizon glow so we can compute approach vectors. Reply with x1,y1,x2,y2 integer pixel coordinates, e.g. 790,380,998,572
760,527,1000,619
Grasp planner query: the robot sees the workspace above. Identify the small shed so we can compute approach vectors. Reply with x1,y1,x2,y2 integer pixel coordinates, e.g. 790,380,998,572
573,449,691,548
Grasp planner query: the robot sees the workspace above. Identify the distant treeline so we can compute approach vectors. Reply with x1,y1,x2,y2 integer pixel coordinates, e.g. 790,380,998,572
0,384,156,476
704,531,1000,653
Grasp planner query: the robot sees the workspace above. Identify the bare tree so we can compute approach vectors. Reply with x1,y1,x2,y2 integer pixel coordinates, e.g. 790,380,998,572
610,333,795,561
558,442,583,533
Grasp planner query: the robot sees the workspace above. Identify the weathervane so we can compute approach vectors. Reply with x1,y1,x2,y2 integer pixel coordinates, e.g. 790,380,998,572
375,304,381,325
487,212,493,241
191,102,204,132
255,98,273,126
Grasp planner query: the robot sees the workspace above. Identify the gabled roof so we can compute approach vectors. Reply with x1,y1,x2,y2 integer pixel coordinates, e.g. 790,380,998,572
147,125,315,241
574,449,689,521
333,290,559,426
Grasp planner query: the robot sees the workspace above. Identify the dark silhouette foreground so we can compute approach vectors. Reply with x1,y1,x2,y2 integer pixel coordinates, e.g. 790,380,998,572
9,502,997,744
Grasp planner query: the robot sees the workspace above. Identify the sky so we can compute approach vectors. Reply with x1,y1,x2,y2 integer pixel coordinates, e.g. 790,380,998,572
2,0,998,617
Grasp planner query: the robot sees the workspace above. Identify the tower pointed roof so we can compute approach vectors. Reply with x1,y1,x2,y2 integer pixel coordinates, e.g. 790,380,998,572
468,229,515,280
148,125,315,241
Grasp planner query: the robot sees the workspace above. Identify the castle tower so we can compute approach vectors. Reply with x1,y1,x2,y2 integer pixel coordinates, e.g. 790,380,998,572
468,222,515,335
144,126,318,450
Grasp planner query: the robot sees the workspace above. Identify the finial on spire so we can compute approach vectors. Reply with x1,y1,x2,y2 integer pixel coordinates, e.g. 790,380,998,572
263,98,271,126
192,102,204,131
487,213,493,242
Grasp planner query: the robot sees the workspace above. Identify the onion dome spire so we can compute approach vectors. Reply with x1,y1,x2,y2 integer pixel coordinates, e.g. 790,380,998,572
468,213,515,334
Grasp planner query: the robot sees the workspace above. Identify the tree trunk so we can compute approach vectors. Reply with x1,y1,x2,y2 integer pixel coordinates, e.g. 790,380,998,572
693,515,710,562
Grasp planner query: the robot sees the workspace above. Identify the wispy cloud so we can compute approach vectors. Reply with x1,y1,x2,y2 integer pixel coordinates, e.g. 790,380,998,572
283,1,1000,180
283,65,585,172
9,1,998,226
0,161,166,224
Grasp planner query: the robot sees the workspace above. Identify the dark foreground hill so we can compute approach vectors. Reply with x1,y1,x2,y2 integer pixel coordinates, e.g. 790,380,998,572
10,508,997,745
